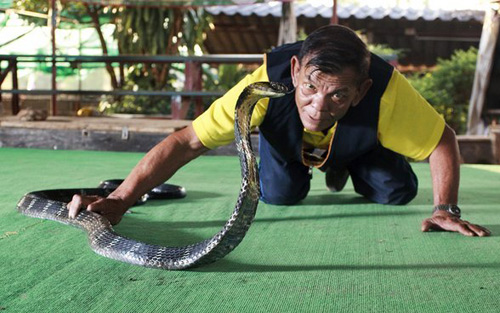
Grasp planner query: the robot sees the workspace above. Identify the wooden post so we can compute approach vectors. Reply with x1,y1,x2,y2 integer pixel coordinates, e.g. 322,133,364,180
0,60,7,105
0,60,16,114
170,95,181,120
50,0,58,116
12,59,19,115
467,4,499,134
491,125,500,164
277,1,297,45
171,61,202,120
331,0,338,25
192,62,204,118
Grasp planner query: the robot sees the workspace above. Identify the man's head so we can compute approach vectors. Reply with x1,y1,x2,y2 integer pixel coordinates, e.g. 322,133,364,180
291,25,373,132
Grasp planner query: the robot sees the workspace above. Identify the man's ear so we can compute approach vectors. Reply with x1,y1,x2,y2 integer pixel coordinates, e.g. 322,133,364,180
290,55,300,88
352,78,373,107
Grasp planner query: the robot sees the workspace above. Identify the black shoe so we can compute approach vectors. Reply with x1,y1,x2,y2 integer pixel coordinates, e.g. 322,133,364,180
325,167,349,192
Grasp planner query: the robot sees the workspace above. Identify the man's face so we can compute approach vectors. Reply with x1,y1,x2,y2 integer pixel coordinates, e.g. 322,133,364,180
291,55,372,132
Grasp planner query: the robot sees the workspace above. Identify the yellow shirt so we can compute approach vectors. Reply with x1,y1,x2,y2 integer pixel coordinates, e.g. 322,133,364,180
192,62,445,161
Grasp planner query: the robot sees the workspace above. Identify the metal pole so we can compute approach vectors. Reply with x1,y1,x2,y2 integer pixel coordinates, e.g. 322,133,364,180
50,0,57,115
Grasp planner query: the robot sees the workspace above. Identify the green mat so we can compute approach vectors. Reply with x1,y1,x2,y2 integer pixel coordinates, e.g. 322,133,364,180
1,147,499,312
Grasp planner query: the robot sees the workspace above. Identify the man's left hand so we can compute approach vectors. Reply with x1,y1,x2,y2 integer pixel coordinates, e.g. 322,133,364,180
421,211,491,237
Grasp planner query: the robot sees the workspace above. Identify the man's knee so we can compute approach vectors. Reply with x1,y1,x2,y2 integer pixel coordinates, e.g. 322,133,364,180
348,146,419,205
393,182,418,205
356,177,418,205
260,180,309,205
377,185,417,205
260,190,307,205
258,153,311,205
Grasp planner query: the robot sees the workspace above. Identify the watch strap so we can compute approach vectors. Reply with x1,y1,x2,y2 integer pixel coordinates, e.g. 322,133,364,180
433,204,461,218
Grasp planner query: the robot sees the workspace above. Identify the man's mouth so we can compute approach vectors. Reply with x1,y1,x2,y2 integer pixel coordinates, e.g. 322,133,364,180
307,112,331,122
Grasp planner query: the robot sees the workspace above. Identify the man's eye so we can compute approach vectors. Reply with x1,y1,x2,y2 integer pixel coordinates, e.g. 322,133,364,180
303,83,316,92
332,93,346,101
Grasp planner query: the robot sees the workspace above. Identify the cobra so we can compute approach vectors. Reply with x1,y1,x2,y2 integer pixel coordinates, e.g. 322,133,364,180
16,81,289,270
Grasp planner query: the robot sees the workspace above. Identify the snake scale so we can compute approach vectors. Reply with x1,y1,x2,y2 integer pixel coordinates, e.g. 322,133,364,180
16,82,288,270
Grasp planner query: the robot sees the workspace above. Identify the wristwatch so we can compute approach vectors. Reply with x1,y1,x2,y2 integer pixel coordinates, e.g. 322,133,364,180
433,204,461,218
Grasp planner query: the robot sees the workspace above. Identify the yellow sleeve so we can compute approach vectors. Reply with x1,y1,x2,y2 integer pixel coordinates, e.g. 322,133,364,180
378,70,445,161
192,64,270,149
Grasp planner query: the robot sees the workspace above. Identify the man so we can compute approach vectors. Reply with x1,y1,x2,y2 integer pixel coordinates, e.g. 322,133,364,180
69,25,490,237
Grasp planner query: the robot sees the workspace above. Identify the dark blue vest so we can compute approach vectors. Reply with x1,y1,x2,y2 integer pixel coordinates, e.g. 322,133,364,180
259,41,394,170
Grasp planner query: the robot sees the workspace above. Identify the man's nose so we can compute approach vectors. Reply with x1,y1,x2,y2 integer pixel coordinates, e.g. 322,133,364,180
310,95,330,111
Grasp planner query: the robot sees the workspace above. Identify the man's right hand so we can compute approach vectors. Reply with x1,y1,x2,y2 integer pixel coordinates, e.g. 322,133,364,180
65,125,208,227
67,194,129,225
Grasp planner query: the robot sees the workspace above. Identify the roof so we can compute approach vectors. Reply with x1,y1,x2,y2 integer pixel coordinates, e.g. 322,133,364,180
206,2,485,22
203,2,484,65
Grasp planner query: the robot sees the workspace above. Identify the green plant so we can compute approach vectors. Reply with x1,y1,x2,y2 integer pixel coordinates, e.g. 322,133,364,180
98,67,171,115
407,47,478,134
201,63,253,111
368,43,405,60
204,63,251,91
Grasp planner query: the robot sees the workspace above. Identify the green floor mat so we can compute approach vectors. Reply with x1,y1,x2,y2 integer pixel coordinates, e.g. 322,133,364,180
1,148,499,312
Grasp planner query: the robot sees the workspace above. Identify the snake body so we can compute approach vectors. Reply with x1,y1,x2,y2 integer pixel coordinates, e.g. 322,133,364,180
16,82,288,269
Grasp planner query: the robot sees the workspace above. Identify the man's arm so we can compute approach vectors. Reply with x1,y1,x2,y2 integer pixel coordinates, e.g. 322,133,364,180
421,125,490,236
68,124,209,225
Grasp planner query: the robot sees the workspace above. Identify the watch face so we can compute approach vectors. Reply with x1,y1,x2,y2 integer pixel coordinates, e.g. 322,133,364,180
449,206,461,215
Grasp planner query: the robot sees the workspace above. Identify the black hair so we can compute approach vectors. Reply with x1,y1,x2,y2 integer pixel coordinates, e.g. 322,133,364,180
298,25,370,82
